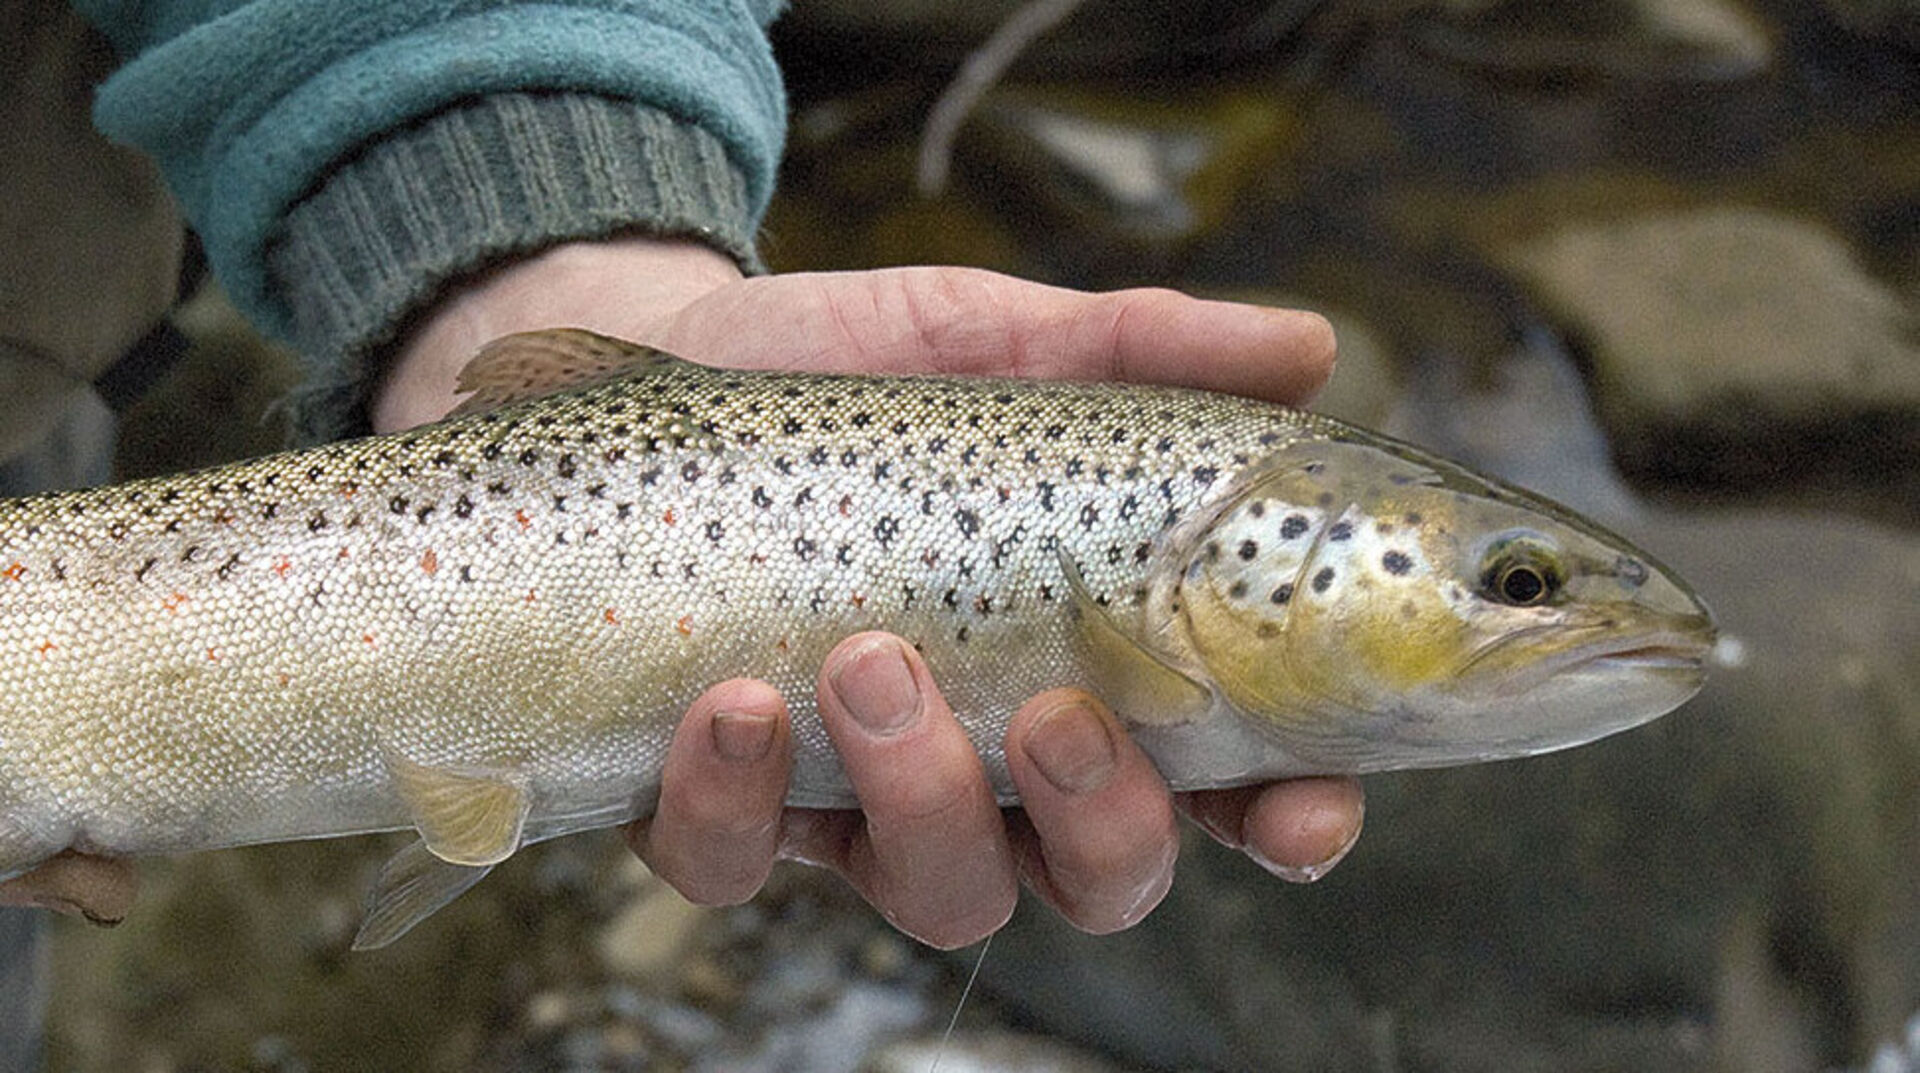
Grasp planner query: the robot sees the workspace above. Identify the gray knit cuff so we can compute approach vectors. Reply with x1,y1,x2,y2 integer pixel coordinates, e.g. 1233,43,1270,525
268,92,764,443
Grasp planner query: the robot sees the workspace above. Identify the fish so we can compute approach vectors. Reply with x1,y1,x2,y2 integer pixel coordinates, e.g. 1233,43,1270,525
0,329,1715,948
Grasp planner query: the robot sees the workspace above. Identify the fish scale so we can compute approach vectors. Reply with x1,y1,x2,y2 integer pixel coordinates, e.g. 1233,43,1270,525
0,329,1713,947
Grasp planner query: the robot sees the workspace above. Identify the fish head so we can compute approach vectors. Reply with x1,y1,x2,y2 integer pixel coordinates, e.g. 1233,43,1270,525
1173,435,1714,771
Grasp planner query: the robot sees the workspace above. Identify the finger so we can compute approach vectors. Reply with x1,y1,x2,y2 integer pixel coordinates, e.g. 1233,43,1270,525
1179,776,1365,882
660,268,1337,405
1003,690,1178,933
626,679,792,905
806,632,1017,949
0,851,139,925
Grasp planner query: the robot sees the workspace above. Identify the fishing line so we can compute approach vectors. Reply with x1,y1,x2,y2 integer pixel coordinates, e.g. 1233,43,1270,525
927,929,995,1073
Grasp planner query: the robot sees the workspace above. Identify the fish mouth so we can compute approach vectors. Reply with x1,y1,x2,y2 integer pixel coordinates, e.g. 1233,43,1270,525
1460,620,1715,693
1583,639,1713,671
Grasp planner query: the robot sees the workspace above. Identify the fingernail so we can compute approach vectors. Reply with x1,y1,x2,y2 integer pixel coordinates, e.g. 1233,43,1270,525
828,638,921,735
1253,802,1364,884
1023,700,1117,795
710,709,777,763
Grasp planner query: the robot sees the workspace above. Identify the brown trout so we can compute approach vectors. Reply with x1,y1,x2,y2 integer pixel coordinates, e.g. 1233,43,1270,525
0,330,1713,947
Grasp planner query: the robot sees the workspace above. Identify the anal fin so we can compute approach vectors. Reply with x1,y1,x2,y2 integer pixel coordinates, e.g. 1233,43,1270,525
353,838,493,950
386,755,530,867
451,328,692,415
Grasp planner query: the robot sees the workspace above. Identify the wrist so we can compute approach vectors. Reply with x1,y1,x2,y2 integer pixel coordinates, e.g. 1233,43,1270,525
374,235,743,432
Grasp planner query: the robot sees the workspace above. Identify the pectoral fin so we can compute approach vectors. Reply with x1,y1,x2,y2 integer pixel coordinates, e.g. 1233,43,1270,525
1057,552,1213,726
451,328,691,415
353,838,493,950
386,756,530,867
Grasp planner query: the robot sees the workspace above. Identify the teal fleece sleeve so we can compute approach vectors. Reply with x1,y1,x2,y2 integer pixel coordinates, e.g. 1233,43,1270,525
73,0,785,356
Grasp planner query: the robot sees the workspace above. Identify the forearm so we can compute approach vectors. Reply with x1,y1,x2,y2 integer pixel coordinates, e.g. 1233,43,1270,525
74,2,786,440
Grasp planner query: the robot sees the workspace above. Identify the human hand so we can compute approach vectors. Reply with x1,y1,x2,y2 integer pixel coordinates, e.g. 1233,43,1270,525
380,235,1364,948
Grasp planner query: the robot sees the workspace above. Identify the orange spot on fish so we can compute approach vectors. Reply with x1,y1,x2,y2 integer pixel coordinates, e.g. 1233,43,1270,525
206,647,220,662
36,640,55,656
663,508,677,526
749,553,766,565
838,495,853,517
273,558,291,578
675,614,693,636
163,592,189,613
338,483,357,498
604,607,620,625
213,509,235,524
1,563,21,582
420,549,439,576
850,592,867,609
337,547,350,560
363,633,376,646
277,672,291,687
524,589,538,604
775,637,789,651
515,510,532,531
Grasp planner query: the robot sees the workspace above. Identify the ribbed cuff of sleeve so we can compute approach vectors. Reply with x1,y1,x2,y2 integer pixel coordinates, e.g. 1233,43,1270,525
269,91,763,443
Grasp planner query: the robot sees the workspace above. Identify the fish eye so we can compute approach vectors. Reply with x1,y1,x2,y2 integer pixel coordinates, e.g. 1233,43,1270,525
1496,562,1551,605
1480,538,1562,607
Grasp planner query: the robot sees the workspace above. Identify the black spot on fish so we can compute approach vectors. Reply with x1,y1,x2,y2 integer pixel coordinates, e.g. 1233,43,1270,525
308,512,329,532
752,487,772,509
705,520,724,544
1404,512,1423,525
781,418,804,435
1270,583,1294,605
389,496,409,515
1238,540,1258,561
1329,521,1353,542
416,505,436,525
1383,550,1413,576
1079,504,1099,530
1280,514,1309,540
793,537,817,561
681,460,703,483
1312,567,1336,593
1248,501,1266,519
1229,579,1249,599
1192,465,1220,485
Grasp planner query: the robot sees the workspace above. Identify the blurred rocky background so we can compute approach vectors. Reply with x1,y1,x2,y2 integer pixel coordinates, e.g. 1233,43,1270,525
21,0,1920,1069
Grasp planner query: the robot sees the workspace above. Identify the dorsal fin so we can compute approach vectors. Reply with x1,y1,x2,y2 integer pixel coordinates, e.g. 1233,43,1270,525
1057,552,1213,727
450,328,690,415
